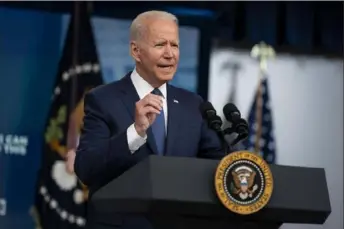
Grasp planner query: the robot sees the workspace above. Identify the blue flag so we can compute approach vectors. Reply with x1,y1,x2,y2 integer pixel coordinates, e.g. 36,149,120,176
33,3,103,228
243,76,276,164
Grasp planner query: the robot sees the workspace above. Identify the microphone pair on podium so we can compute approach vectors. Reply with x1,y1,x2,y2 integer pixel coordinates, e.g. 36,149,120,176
200,101,249,154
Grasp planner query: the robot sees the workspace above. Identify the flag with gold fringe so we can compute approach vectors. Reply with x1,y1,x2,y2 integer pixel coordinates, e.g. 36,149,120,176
33,3,103,228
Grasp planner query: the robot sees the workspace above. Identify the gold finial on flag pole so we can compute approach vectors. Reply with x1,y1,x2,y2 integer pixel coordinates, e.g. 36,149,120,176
250,42,275,156
251,41,276,74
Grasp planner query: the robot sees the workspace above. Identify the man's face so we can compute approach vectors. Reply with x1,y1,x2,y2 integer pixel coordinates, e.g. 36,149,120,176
133,18,180,84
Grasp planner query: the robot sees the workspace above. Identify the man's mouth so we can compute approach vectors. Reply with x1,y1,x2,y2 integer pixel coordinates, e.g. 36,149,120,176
158,64,174,69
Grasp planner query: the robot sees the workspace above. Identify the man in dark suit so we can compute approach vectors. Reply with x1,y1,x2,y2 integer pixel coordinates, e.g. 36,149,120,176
74,10,226,229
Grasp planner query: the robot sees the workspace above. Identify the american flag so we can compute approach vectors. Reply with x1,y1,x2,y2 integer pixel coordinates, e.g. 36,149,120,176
243,76,276,164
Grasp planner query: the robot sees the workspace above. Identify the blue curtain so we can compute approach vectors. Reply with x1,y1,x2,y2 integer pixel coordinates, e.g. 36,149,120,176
226,2,342,54
1,2,341,54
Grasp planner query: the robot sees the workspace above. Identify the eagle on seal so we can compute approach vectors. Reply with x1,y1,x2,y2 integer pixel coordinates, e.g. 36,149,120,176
231,165,258,200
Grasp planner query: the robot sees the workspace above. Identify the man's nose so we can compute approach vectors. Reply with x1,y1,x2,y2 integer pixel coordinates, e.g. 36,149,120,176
163,45,173,58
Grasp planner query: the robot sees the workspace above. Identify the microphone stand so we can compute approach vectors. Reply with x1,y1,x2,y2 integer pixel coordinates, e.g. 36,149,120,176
221,124,249,152
203,111,248,155
209,123,247,155
216,130,232,155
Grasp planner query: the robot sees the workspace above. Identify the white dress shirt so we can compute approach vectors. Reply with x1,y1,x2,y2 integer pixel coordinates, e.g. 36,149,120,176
126,68,168,154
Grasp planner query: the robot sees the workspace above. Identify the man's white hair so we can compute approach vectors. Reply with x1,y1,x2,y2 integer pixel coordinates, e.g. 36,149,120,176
130,10,178,41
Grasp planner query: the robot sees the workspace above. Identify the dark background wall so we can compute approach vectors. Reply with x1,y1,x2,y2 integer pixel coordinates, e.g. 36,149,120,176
3,1,341,98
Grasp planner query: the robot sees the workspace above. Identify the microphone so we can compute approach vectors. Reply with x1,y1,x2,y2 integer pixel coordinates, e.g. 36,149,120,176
226,118,249,146
199,101,230,153
199,101,222,132
223,103,241,125
199,101,249,153
222,103,249,146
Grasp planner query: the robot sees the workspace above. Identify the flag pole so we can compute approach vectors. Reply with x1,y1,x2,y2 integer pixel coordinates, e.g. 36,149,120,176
250,42,275,154
66,1,81,152
71,1,80,110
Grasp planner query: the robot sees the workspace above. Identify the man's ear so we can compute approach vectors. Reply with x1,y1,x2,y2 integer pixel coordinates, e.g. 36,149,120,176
130,41,141,63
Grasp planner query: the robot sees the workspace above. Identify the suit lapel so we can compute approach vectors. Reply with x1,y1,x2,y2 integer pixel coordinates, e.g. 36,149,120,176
119,73,137,121
119,73,158,155
165,85,182,156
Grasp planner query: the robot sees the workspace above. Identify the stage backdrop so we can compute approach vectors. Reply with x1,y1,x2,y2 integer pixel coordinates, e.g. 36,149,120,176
208,47,343,229
0,7,199,229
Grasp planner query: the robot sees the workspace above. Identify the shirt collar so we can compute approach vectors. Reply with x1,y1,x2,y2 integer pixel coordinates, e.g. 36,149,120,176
130,68,167,99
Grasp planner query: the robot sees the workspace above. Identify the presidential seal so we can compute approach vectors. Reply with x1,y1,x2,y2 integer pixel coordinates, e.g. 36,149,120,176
214,151,273,215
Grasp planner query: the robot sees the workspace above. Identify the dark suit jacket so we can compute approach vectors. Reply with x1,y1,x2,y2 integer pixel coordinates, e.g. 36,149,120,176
74,73,226,229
